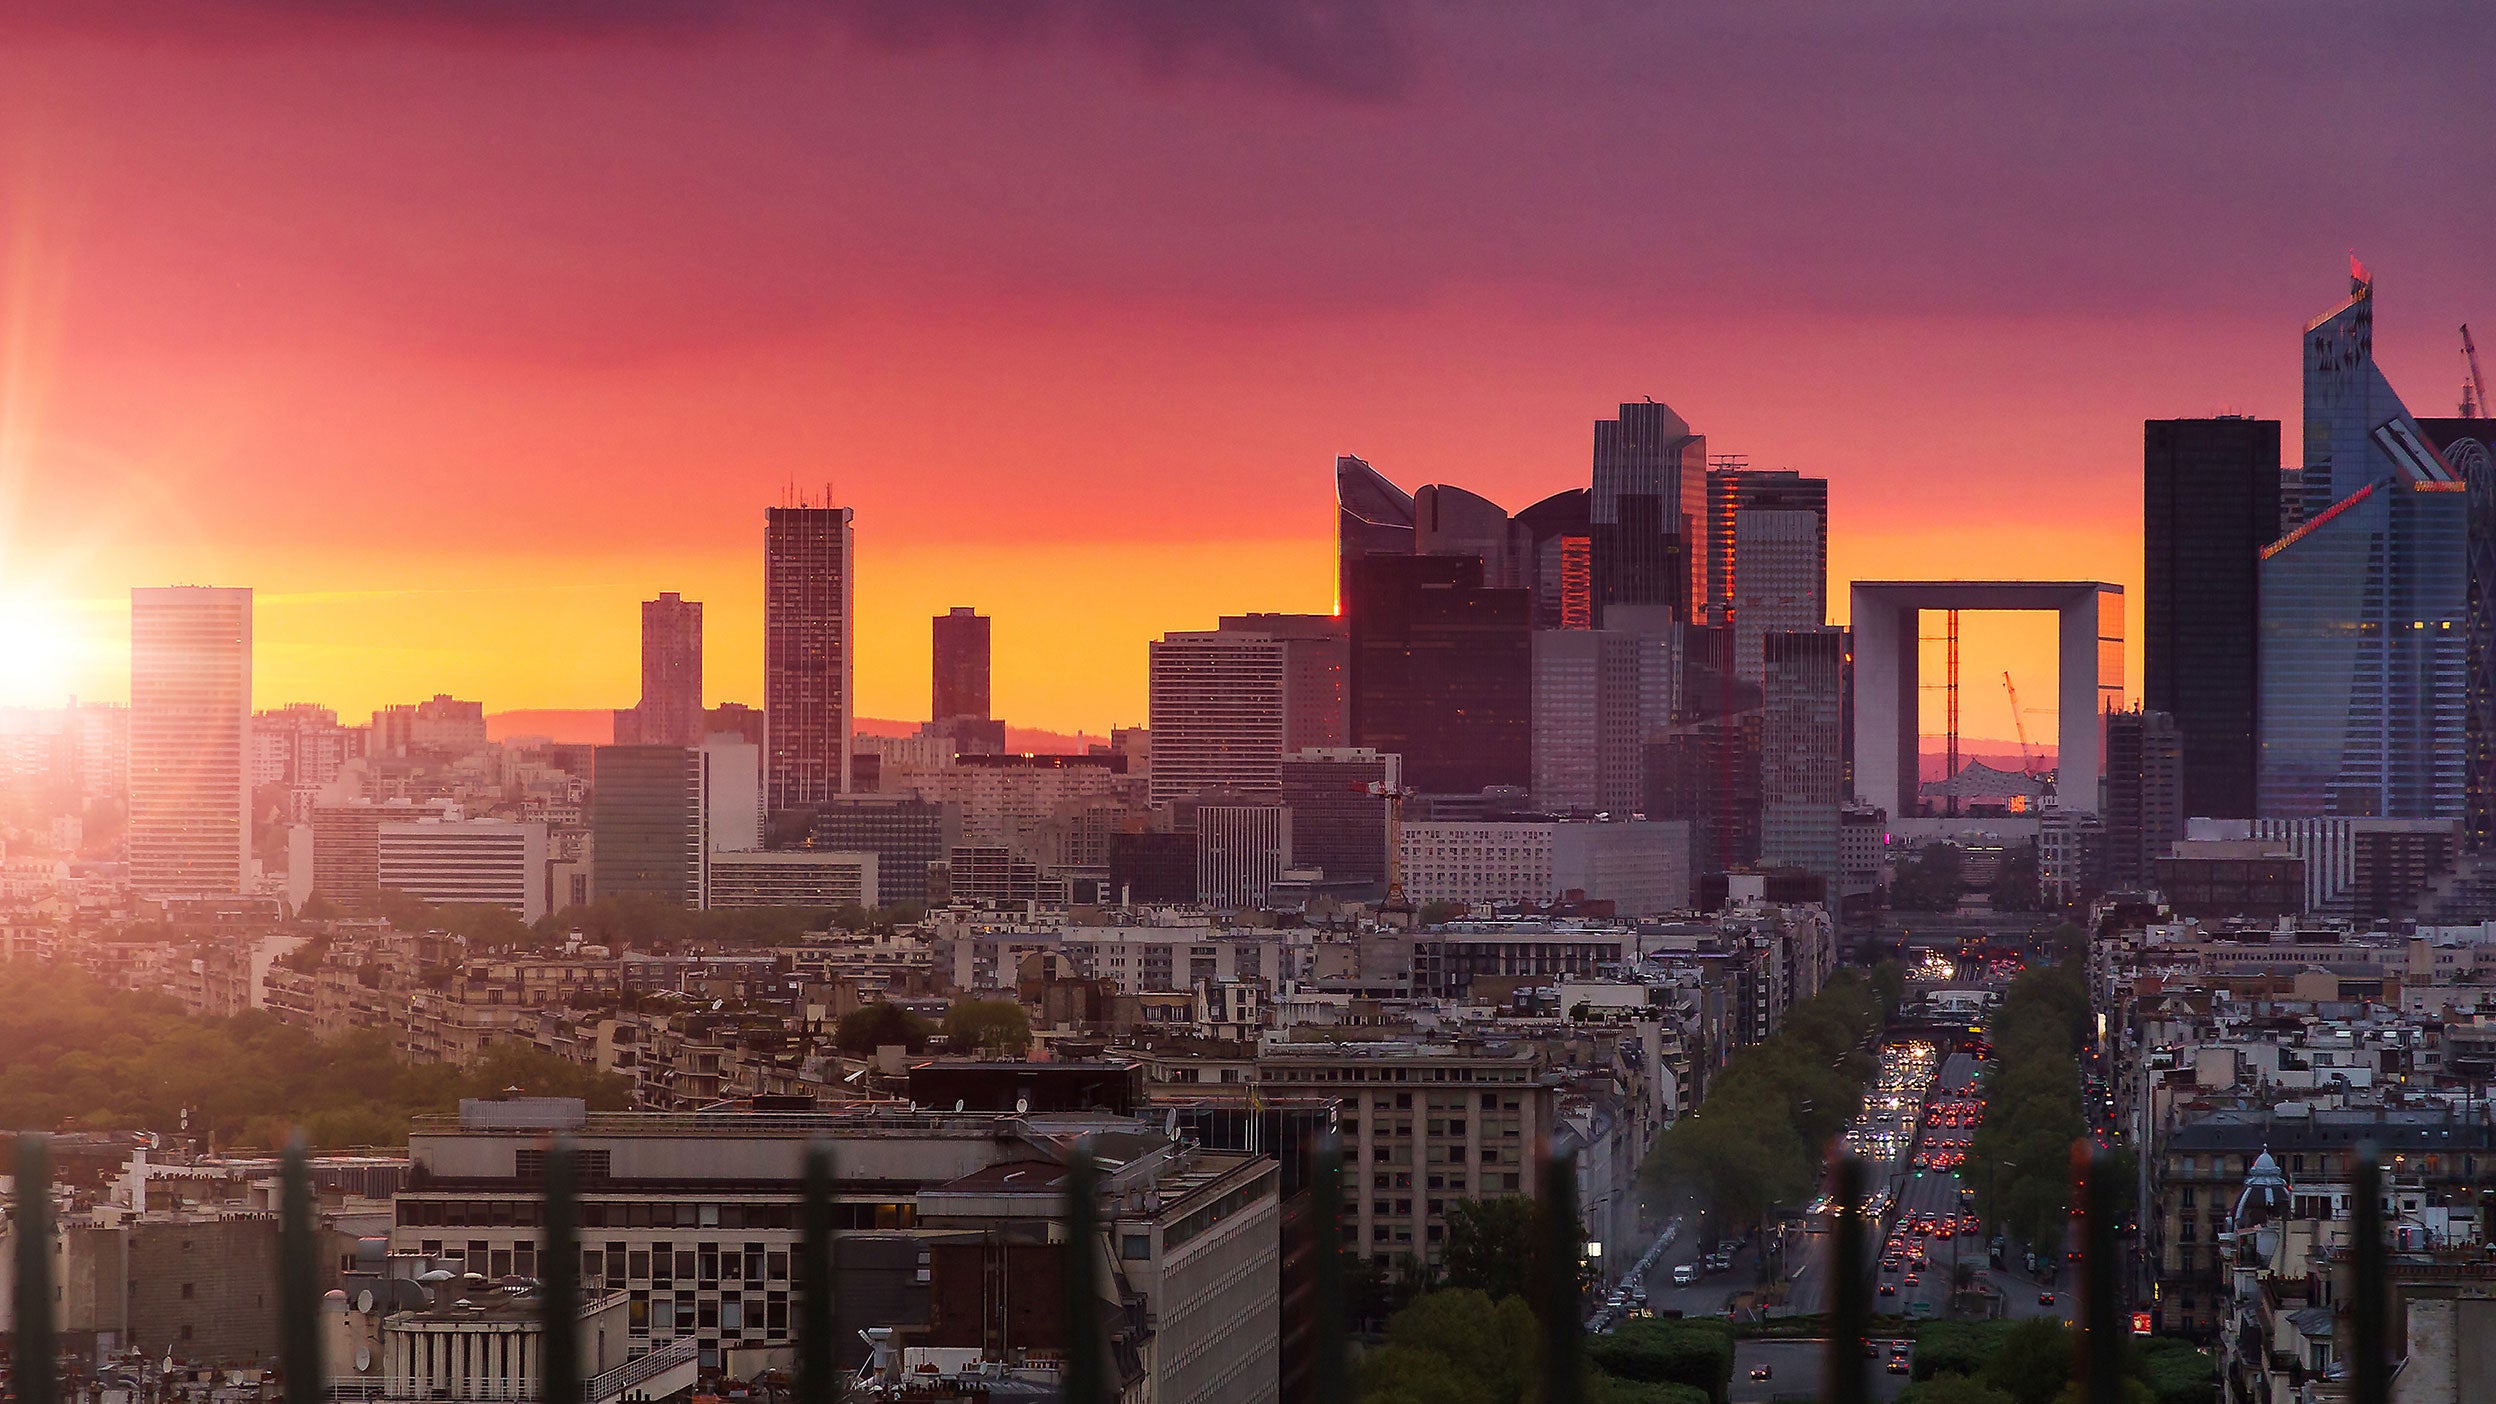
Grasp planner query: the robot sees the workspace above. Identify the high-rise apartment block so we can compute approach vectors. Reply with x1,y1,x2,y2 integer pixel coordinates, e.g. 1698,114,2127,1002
1219,614,1348,751
931,605,991,725
1346,555,1531,796
810,795,952,906
129,586,253,897
2259,273,2467,820
1757,628,1847,886
2144,419,2278,820
1590,401,1708,621
764,505,854,813
591,745,706,906
1147,631,1287,805
620,593,704,747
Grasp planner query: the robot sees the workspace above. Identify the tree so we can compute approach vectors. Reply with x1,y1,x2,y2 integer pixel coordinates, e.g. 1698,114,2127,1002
1989,841,2043,913
1586,1318,1735,1404
1901,1378,2019,1404
1977,1318,2074,1404
1376,1289,1539,1404
941,999,1031,1056
834,1002,932,1054
1440,1196,1539,1303
1871,958,1907,1017
1417,899,1467,926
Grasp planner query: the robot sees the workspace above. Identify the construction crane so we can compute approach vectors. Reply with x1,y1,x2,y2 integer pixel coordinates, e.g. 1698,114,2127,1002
1919,610,1963,815
2003,671,2036,776
2464,325,2490,418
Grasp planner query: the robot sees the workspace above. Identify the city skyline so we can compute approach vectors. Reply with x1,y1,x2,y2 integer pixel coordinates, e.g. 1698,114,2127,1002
0,6,2487,740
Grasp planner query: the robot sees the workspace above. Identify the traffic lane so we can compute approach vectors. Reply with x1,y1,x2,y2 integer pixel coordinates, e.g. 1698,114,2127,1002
1642,1236,1771,1319
1731,1339,1912,1403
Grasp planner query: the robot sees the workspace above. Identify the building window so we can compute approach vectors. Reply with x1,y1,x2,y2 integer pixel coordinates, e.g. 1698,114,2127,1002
1121,1235,1152,1260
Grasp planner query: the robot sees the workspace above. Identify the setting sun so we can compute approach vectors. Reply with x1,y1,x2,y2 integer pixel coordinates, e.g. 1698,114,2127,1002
0,590,79,706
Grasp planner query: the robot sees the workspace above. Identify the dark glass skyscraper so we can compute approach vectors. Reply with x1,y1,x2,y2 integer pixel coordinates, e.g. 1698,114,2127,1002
2144,418,2279,819
1336,454,1415,611
931,606,991,725
1591,401,1707,622
764,505,854,813
1346,554,1531,795
2417,417,2496,847
591,744,702,905
1705,467,1828,629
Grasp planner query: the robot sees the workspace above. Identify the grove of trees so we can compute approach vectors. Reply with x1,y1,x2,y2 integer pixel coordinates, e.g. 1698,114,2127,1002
1902,1318,2212,1404
1643,970,1884,1235
0,967,629,1151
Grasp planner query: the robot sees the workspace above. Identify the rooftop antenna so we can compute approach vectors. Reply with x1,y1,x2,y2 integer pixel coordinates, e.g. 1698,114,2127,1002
2462,326,2488,418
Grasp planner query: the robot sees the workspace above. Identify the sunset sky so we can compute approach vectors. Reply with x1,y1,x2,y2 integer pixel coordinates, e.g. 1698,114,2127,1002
0,1,2488,744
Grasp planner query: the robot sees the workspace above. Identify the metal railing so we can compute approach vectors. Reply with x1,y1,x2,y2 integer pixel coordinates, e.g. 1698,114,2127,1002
5,1131,2388,1404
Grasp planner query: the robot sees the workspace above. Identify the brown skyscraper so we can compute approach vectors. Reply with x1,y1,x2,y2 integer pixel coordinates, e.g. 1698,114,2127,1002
765,505,854,813
932,606,991,724
633,592,704,747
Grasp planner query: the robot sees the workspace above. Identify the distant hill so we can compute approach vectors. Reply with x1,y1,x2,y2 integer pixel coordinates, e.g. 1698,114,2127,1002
488,709,1108,754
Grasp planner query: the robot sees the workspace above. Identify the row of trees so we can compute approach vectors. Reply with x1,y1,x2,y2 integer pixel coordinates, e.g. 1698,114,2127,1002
831,999,1032,1057
1902,1318,2212,1404
1643,969,1885,1234
1355,1289,1716,1404
304,890,930,953
0,967,629,1151
1965,960,2093,1254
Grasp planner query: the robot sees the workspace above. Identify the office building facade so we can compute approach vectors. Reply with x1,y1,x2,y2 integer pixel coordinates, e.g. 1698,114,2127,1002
1728,484,1829,682
1336,454,1416,611
1220,614,1348,751
1278,748,1396,891
2144,419,2279,820
809,796,950,906
763,506,854,813
129,586,254,897
592,745,706,906
1148,630,1288,805
377,818,551,921
1346,555,1531,795
1197,804,1292,909
1590,401,1708,621
705,850,878,909
2417,416,2496,849
1757,628,1846,886
1706,467,1828,630
2259,273,2467,820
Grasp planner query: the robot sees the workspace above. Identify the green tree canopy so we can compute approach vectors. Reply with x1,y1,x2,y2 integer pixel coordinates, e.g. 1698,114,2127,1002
940,998,1031,1056
1440,1196,1539,1304
834,1002,933,1055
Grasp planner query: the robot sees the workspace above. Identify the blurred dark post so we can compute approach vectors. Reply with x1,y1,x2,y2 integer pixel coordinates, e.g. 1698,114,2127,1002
1312,1136,1348,1404
280,1139,323,1404
1062,1147,1107,1404
2351,1150,2388,1404
799,1140,838,1404
15,1134,54,1404
2078,1145,2121,1404
541,1139,580,1404
1539,1151,1581,1404
1826,1156,1869,1404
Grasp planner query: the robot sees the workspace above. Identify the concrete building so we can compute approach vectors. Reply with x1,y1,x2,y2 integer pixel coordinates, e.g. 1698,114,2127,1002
1196,805,1292,910
810,796,951,906
2102,707,2184,889
1219,614,1348,752
378,818,551,921
623,592,704,748
129,586,253,897
1530,613,1678,817
1401,820,1688,915
394,1099,1280,1404
704,850,878,909
701,734,763,855
1253,1042,1553,1275
1851,580,2123,817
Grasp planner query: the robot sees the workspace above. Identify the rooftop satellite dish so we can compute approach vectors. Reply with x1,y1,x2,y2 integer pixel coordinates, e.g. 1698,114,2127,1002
356,1289,375,1314
355,1347,372,1372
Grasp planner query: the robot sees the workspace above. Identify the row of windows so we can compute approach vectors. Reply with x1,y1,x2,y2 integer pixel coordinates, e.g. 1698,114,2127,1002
400,1198,916,1230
